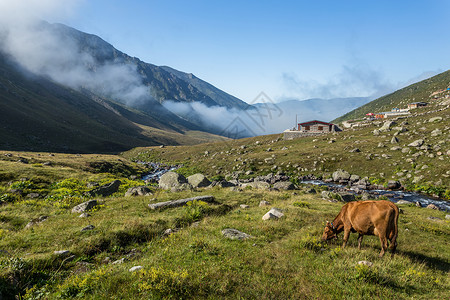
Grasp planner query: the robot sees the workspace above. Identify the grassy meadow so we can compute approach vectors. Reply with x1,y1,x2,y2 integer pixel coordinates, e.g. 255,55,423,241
0,150,449,299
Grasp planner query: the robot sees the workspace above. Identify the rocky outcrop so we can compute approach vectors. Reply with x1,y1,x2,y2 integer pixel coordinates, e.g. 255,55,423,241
86,180,121,197
148,195,215,210
72,200,99,213
159,172,187,190
187,173,211,188
125,186,152,197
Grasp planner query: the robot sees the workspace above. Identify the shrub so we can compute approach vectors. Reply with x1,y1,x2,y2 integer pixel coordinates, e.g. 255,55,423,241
293,201,310,208
135,267,191,298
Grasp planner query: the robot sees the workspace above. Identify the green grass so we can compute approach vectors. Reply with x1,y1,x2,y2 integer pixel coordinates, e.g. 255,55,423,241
1,176,449,299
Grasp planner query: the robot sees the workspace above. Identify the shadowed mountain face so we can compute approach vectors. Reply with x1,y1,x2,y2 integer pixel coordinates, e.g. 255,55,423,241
0,52,221,153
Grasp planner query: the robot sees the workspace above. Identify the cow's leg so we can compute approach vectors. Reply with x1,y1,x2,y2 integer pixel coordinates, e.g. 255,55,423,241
389,230,397,258
378,232,388,258
357,234,364,250
342,227,351,249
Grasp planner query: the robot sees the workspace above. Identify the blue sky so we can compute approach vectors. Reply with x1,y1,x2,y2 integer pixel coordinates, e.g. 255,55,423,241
47,0,450,102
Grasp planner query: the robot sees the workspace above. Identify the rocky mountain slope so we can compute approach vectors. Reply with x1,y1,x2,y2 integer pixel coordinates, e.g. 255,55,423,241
334,70,450,123
0,52,225,153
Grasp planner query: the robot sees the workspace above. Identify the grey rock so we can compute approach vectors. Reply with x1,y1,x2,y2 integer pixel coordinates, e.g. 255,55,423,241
26,192,40,199
259,200,271,207
54,250,71,257
71,200,98,213
408,139,424,147
373,129,380,136
380,120,396,131
387,180,401,190
187,173,211,188
332,170,351,182
240,204,250,209
349,148,361,153
222,228,252,240
402,147,410,153
243,181,270,190
86,180,121,197
396,200,411,205
112,258,126,264
25,216,48,229
390,136,399,144
158,172,187,190
431,129,442,137
445,215,450,220
81,225,95,232
428,116,443,123
129,266,143,272
262,208,284,220
349,175,360,182
125,186,152,197
357,261,373,267
337,192,355,202
273,181,295,190
148,195,215,210
79,213,91,218
426,204,439,210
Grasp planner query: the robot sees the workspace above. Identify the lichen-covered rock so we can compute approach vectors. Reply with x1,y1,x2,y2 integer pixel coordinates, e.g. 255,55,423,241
125,186,152,197
262,208,284,220
273,181,295,190
187,173,211,188
71,200,98,213
86,180,121,197
221,228,252,240
332,170,351,182
158,172,187,190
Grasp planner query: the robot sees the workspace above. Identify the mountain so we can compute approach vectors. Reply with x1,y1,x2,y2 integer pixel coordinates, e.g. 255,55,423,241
333,70,450,123
45,23,247,110
0,52,226,153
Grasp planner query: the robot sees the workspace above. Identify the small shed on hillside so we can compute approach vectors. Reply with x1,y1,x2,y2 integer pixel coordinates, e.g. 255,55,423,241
407,102,428,109
297,120,337,133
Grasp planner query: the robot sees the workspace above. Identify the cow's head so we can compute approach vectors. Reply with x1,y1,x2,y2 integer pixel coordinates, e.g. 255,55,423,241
322,221,337,240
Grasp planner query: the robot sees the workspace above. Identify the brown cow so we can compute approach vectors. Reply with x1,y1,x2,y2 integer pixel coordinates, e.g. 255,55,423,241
322,200,399,257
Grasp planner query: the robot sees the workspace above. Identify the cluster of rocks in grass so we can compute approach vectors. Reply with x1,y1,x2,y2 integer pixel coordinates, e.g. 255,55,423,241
157,171,295,192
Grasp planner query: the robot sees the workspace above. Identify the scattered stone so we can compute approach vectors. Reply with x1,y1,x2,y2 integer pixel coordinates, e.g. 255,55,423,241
378,142,385,148
221,228,252,240
25,216,48,229
426,204,439,210
112,258,126,264
148,195,215,210
262,208,284,220
428,116,442,123
81,225,95,232
358,261,373,267
427,216,442,221
390,136,399,144
373,129,380,136
273,181,295,190
71,200,99,213
337,192,355,202
125,186,152,197
396,200,410,205
86,180,121,197
240,204,250,209
259,200,271,207
54,250,71,257
187,173,211,188
158,172,187,190
332,170,351,182
408,139,424,147
243,181,270,190
387,180,401,190
26,192,40,199
415,201,422,208
402,147,410,153
445,215,450,220
380,120,396,131
129,266,143,272
79,213,91,218
431,129,442,137
349,175,360,182
349,148,361,153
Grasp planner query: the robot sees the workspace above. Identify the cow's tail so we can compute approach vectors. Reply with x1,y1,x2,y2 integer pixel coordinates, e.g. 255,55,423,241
389,204,399,256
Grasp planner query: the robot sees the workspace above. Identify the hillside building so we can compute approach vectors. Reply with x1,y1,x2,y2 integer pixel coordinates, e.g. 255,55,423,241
407,102,428,109
284,120,340,139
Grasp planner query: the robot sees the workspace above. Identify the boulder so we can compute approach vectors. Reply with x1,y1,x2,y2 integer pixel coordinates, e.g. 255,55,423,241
380,120,396,131
273,181,295,190
125,186,152,197
86,180,121,197
148,195,215,210
158,172,187,190
349,175,360,182
390,136,399,144
71,200,99,213
259,200,271,207
170,183,193,192
426,204,439,210
408,139,424,147
337,192,355,202
187,173,211,188
262,208,284,220
222,228,252,240
332,170,351,182
387,180,401,190
428,116,442,123
129,266,143,272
